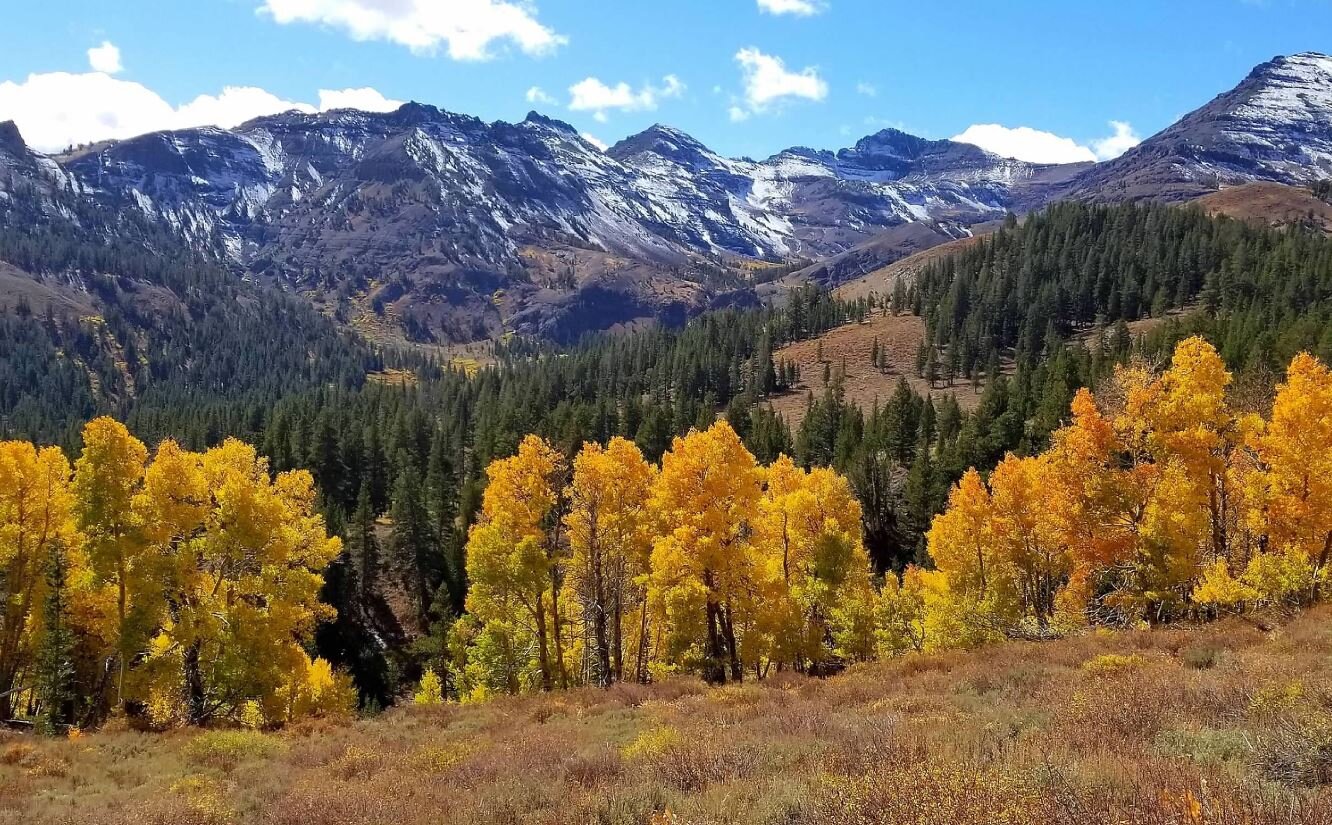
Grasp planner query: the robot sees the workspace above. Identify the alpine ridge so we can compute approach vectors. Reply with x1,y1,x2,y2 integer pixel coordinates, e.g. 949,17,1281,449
1,51,1330,343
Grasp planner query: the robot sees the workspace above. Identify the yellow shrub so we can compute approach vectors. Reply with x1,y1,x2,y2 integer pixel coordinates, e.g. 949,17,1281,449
1081,653,1148,675
184,730,281,771
621,725,681,760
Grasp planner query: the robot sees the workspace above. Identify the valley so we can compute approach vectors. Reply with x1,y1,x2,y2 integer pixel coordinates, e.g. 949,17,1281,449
4,28,1332,825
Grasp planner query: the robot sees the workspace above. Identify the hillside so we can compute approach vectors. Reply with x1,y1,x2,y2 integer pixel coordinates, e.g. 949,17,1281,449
5,609,1331,825
765,311,996,430
1195,181,1332,233
832,233,990,303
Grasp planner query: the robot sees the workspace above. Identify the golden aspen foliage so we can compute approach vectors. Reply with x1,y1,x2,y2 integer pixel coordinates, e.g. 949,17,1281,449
757,456,871,671
463,434,566,695
71,417,148,706
140,439,343,725
1248,352,1332,600
0,441,76,717
873,566,929,655
564,437,656,685
0,422,346,727
1191,559,1258,608
414,667,445,705
648,421,763,683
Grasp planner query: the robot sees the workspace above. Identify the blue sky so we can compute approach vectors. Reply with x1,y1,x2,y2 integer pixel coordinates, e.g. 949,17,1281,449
1,0,1329,160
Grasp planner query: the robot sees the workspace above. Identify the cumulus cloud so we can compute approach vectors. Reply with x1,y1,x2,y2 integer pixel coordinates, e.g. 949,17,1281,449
87,41,122,74
257,0,566,61
730,47,827,121
951,120,1142,164
580,132,608,151
1090,120,1141,160
317,86,404,111
856,82,877,97
526,86,557,105
951,124,1097,164
568,74,684,122
757,0,827,16
0,68,402,152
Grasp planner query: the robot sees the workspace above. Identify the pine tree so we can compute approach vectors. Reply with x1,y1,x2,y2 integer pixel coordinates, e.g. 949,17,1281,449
36,541,75,735
390,455,437,628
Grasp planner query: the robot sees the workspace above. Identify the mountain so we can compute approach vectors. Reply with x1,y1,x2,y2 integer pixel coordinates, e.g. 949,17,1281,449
1068,51,1332,201
37,107,1084,342
4,52,1332,345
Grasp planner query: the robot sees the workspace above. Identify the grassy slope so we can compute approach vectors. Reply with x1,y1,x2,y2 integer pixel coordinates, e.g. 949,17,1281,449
4,609,1332,824
765,312,997,430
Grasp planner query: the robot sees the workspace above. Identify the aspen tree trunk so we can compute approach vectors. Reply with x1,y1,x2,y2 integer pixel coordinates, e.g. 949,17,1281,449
535,593,552,692
702,569,726,684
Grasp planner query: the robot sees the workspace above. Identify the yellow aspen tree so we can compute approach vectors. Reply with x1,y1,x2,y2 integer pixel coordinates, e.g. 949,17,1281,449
134,438,342,725
873,565,929,655
1191,559,1258,610
1111,339,1235,619
648,421,763,684
563,437,655,686
925,468,1021,639
465,435,566,692
0,441,76,719
1042,388,1131,624
758,456,870,672
1247,352,1332,601
988,454,1069,631
926,469,997,598
71,417,148,707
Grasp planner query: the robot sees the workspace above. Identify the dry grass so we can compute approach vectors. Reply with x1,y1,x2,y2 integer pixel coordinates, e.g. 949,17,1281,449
5,609,1332,824
1195,182,1332,235
767,313,1001,429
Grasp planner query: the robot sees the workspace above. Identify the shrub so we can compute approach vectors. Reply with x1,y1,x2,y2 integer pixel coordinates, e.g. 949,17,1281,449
1081,653,1148,675
1181,644,1223,670
183,730,281,772
1155,726,1252,765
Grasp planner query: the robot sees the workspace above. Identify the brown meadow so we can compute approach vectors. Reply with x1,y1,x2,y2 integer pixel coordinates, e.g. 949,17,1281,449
3,607,1332,824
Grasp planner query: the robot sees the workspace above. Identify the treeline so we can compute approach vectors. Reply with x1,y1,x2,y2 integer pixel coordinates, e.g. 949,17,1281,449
909,337,1332,644
0,419,349,732
450,423,869,695
902,201,1332,376
432,337,1332,700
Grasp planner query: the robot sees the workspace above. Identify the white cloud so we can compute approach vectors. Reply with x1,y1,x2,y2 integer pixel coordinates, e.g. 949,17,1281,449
952,124,1097,163
731,47,827,120
757,0,827,16
318,86,404,111
581,132,608,151
87,41,122,74
567,74,684,120
1090,120,1141,160
0,68,401,152
526,85,557,105
258,0,566,61
856,81,877,97
174,86,315,130
951,120,1142,164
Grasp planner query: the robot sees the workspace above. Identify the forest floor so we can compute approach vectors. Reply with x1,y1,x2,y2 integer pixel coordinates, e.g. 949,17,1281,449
5,608,1332,825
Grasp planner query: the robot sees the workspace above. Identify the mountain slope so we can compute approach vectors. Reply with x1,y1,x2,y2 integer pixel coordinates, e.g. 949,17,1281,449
44,108,1086,342
1067,51,1332,201
0,122,376,442
4,51,1332,345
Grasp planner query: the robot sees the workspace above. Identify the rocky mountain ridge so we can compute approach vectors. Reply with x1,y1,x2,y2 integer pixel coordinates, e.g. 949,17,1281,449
2,51,1330,342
